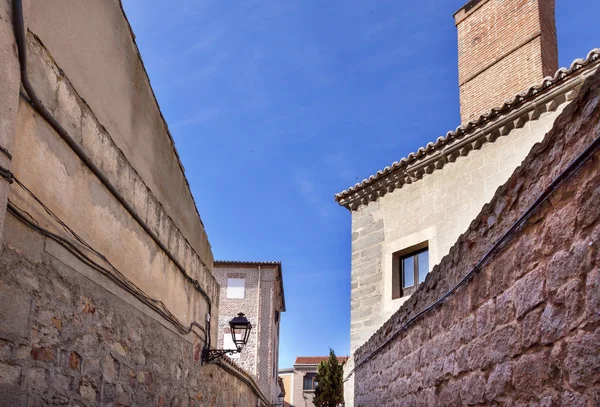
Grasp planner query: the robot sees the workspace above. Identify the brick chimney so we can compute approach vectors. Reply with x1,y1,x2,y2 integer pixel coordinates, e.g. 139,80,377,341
454,0,558,123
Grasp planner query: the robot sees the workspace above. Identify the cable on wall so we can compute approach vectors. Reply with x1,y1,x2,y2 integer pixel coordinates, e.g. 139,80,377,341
3,164,267,404
344,131,600,382
0,145,12,161
10,0,212,316
5,169,207,344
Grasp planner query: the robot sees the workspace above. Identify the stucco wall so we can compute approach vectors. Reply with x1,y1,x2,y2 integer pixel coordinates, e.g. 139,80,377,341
0,0,21,245
26,0,212,265
291,368,315,407
349,99,570,352
350,68,600,406
9,30,218,341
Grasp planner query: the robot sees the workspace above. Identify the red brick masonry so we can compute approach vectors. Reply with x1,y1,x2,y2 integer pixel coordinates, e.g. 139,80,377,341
352,69,600,406
456,0,558,123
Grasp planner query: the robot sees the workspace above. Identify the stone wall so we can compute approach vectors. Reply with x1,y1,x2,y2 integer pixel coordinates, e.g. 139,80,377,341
0,234,260,407
350,68,600,406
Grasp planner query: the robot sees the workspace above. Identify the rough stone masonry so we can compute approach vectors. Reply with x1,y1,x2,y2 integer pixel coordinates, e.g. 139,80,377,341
0,235,258,407
351,67,600,406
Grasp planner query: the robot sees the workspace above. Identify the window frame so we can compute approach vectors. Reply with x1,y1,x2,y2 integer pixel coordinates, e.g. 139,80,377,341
226,277,246,299
399,247,428,297
391,242,429,299
303,373,318,391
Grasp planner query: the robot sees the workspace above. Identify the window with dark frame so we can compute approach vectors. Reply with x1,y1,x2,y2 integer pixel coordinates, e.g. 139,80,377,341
303,373,318,390
400,247,429,297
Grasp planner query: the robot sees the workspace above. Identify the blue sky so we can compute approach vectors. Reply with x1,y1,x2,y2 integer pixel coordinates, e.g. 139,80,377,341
121,0,600,368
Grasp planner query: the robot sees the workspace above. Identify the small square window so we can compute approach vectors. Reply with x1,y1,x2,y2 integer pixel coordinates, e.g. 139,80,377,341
227,278,245,299
392,243,429,299
400,248,429,297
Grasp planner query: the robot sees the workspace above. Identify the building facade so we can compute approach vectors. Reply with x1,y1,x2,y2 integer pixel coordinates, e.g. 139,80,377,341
278,356,348,407
213,261,286,405
335,0,599,405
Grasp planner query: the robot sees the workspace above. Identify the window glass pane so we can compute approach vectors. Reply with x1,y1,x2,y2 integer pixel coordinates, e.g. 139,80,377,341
402,256,414,288
227,278,245,298
418,250,429,284
303,373,317,390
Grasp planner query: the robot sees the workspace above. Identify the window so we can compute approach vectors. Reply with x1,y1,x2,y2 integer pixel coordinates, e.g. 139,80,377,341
399,247,429,297
227,278,245,299
303,373,318,390
223,333,241,359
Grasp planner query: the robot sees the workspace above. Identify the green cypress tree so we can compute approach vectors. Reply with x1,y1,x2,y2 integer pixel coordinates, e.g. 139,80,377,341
314,348,344,407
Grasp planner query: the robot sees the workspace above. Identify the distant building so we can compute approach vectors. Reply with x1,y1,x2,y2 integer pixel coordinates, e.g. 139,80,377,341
278,356,348,407
213,261,286,405
334,0,599,406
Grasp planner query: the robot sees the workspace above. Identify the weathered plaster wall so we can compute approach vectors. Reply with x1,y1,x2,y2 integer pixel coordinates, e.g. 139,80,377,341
349,99,569,352
8,10,218,342
350,69,600,406
26,0,212,264
0,0,21,245
0,239,258,407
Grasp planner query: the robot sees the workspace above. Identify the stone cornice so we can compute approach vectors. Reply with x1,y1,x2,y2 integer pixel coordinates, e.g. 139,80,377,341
335,49,600,212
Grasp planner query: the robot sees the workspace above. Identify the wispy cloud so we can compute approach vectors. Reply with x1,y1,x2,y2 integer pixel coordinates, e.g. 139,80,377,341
170,107,221,129
294,173,333,218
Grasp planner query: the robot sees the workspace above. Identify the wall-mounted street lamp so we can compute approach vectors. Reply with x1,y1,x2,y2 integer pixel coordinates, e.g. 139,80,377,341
269,392,285,407
202,313,252,363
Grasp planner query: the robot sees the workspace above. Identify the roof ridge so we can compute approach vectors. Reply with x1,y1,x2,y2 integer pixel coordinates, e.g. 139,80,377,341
334,48,600,206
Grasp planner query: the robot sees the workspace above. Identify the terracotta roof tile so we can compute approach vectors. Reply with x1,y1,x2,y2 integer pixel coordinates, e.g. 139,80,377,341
294,356,348,365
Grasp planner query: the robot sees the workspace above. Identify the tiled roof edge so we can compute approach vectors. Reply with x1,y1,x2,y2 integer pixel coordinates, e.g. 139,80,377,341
334,48,600,211
214,260,282,265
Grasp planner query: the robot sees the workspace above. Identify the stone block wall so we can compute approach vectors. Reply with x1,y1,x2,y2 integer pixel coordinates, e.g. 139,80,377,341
350,69,600,406
350,202,385,351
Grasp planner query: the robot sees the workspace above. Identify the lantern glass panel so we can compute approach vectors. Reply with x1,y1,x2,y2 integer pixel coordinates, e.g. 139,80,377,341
229,313,252,348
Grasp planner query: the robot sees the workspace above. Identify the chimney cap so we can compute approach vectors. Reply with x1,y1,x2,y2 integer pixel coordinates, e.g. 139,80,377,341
453,0,486,19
